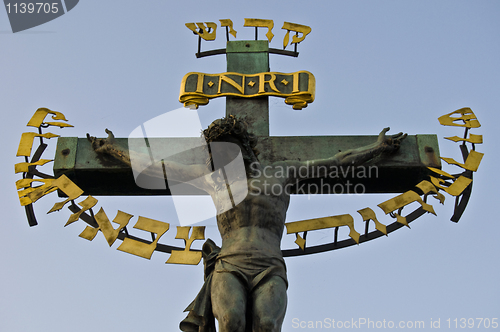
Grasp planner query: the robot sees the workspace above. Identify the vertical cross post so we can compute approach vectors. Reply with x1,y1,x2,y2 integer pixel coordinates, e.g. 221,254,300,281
226,40,270,137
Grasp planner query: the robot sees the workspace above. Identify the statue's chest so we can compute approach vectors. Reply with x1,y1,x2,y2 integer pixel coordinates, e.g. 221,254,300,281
248,173,288,197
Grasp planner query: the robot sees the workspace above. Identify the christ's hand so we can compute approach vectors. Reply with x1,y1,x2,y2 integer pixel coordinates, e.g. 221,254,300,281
376,127,407,154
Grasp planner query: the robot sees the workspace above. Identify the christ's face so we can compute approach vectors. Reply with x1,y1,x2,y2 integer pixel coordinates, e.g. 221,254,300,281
208,135,253,172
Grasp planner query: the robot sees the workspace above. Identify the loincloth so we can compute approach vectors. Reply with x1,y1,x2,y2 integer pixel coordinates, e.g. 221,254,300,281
215,251,288,291
180,240,287,332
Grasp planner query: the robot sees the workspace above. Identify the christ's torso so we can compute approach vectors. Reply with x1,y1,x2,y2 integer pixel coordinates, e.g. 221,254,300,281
210,163,290,257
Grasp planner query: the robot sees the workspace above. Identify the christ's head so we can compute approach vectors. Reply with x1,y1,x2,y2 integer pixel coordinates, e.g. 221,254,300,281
203,115,259,170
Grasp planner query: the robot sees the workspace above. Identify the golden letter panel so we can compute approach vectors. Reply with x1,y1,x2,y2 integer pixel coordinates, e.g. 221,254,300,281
244,18,274,42
166,226,205,265
219,19,237,38
79,209,132,246
445,134,483,144
14,159,53,174
65,195,98,226
441,150,484,172
180,71,315,110
285,214,360,249
185,22,217,41
438,107,481,128
357,208,387,235
17,132,59,157
27,108,73,128
117,217,170,259
281,22,311,49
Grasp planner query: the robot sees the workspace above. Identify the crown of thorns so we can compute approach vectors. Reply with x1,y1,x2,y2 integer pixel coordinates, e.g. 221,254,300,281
202,115,259,158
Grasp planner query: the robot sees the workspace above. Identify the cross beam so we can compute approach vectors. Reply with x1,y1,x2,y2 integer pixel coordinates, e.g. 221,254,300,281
53,40,441,196
54,134,440,196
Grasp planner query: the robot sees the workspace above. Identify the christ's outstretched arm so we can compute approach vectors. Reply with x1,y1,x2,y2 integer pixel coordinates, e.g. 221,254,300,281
87,129,211,191
281,127,407,181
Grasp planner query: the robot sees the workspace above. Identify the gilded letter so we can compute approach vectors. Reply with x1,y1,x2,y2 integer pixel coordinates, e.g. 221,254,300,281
15,159,52,173
357,207,387,235
16,178,56,206
185,22,217,41
428,168,472,197
285,214,360,250
292,72,300,94
17,132,59,157
65,195,98,226
441,150,483,172
27,108,73,128
378,181,440,226
430,175,472,197
444,134,483,144
117,217,170,259
281,22,311,49
79,209,132,246
219,19,237,38
196,73,205,93
166,226,205,265
244,18,274,42
438,107,480,128
219,74,245,94
21,175,83,212
258,73,280,94
416,180,445,204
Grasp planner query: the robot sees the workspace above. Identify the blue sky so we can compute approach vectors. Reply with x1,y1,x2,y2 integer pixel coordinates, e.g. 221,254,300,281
2,1,499,331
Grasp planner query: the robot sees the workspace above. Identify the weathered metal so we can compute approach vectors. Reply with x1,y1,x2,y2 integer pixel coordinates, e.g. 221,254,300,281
226,40,271,136
54,134,440,196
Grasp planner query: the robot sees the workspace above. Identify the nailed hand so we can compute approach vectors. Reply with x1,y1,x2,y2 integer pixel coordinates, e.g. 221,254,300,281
377,127,407,153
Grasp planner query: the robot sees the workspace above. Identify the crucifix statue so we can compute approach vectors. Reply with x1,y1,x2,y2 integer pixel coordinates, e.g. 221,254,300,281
49,20,441,332
88,116,406,331
84,28,411,331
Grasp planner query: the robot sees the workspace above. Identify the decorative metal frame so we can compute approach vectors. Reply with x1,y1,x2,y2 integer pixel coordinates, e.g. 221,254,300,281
15,108,482,264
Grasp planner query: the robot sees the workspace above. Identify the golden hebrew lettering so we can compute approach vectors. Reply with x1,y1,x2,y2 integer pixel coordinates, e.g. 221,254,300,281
17,132,59,157
438,107,480,128
65,195,98,226
45,176,84,213
79,209,132,246
27,108,73,128
219,19,237,38
445,134,483,144
244,18,274,42
285,214,360,250
427,167,472,197
416,180,445,204
14,159,53,174
16,178,56,206
357,208,387,235
378,182,438,226
166,226,205,265
180,71,315,110
441,150,483,172
281,22,311,49
185,22,217,41
20,175,83,213
429,175,472,197
117,217,170,259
